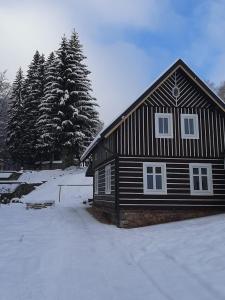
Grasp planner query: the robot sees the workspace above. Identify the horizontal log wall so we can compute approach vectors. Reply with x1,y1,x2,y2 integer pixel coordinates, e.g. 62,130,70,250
94,158,116,207
118,157,225,208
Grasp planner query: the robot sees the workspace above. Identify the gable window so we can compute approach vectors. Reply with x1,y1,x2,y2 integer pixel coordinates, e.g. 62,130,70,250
105,164,111,194
94,170,99,194
189,164,213,195
143,162,167,194
155,113,173,138
181,114,199,139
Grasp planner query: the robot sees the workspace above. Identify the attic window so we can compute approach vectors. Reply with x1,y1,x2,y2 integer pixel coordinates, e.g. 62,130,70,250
172,86,180,98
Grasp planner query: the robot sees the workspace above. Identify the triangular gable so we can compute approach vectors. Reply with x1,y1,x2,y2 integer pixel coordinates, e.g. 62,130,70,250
81,59,225,161
146,67,214,109
102,59,225,139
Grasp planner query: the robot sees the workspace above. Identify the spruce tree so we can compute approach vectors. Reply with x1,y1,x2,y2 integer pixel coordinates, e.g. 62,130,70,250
54,32,100,165
68,31,99,158
54,36,74,165
7,68,25,165
22,51,46,164
0,71,11,162
36,52,60,162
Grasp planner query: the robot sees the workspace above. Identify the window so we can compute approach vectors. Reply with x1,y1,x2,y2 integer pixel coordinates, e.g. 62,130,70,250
155,113,173,138
143,162,167,194
94,170,99,194
105,164,111,194
189,164,213,195
181,114,199,139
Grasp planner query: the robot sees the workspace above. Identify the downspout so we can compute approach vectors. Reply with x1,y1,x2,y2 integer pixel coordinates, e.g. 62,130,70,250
113,134,120,227
115,153,120,227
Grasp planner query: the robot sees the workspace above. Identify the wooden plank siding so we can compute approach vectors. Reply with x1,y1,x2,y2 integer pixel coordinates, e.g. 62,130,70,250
92,134,115,168
115,69,225,158
118,157,225,207
93,158,116,207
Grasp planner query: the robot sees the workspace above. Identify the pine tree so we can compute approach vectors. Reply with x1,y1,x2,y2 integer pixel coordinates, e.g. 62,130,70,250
22,51,46,164
36,52,60,162
7,68,25,165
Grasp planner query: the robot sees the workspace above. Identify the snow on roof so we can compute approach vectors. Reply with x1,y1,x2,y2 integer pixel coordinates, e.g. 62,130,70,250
80,132,101,161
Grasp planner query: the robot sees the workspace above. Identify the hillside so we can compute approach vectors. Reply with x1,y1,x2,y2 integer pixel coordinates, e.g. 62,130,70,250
0,168,225,300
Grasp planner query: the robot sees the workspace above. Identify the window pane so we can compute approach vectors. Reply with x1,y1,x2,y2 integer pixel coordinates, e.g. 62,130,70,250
147,175,153,189
155,175,162,190
202,176,208,190
184,118,189,134
193,168,199,175
193,176,200,190
201,168,207,175
158,118,164,133
163,118,169,134
147,167,153,173
155,167,162,174
189,118,194,135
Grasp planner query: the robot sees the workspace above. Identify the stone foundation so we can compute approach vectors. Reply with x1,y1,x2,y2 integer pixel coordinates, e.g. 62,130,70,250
89,205,225,228
87,206,116,225
119,208,225,228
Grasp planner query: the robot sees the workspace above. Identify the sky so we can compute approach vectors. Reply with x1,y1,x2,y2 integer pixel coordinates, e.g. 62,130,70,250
1,0,225,124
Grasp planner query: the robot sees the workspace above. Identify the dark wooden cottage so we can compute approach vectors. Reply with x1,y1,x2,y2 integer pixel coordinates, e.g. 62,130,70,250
81,59,225,227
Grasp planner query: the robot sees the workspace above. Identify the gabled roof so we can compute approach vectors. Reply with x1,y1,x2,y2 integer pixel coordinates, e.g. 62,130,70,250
81,58,225,161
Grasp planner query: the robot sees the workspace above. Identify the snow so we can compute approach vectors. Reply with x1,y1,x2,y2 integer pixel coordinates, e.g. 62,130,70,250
1,168,225,299
0,172,13,179
0,183,19,193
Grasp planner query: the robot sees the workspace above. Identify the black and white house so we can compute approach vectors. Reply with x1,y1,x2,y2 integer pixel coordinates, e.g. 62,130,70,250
81,59,225,227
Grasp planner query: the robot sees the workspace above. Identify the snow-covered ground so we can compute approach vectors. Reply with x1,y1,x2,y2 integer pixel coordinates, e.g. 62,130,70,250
0,183,20,193
1,168,225,300
0,172,13,179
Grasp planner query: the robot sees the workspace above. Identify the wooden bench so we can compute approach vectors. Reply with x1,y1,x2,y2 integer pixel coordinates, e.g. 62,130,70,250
26,201,55,210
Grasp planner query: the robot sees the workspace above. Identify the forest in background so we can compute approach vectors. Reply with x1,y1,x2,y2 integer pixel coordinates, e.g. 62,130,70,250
1,30,102,168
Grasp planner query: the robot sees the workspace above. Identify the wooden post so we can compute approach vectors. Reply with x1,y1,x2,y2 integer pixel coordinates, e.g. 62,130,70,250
59,186,62,202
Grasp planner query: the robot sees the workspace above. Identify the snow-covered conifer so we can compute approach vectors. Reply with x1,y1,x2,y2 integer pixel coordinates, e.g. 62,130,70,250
7,68,25,164
54,32,100,165
36,52,61,162
22,51,46,164
68,30,100,157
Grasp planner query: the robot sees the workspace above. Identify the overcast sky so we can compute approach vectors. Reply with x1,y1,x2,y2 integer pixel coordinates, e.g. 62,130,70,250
1,0,225,124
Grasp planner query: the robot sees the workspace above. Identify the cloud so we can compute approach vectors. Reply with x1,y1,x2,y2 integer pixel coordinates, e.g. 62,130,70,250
182,0,225,84
1,0,179,123
0,1,71,79
86,41,154,123
77,0,175,30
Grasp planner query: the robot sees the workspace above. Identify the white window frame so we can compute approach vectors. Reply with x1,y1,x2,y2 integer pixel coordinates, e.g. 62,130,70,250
189,163,213,195
155,113,173,138
94,170,99,195
181,114,199,139
143,162,167,194
105,164,111,194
